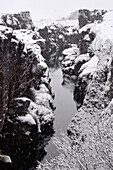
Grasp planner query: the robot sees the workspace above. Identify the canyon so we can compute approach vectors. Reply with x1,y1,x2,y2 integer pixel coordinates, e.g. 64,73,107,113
0,9,113,170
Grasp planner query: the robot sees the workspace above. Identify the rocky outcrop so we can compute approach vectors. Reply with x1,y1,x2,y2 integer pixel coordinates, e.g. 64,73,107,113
37,23,79,68
0,26,54,134
78,9,106,28
61,10,106,84
0,12,55,168
68,11,113,149
0,26,23,132
61,45,79,75
1,11,35,30
78,9,107,54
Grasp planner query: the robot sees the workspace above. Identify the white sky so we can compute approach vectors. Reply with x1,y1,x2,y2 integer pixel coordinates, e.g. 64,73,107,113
0,0,113,21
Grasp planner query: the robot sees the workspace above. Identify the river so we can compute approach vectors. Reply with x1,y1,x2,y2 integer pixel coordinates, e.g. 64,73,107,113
0,68,77,170
42,68,77,162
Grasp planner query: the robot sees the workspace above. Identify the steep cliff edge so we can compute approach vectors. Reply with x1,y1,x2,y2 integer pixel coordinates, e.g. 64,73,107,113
66,11,113,168
0,12,55,168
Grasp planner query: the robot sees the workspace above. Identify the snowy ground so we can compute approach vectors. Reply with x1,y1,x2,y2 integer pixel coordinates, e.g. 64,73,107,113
35,19,78,29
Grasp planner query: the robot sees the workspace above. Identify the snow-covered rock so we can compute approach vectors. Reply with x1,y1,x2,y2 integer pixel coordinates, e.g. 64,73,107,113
11,29,54,132
68,10,113,149
62,45,79,56
75,53,90,65
79,55,99,78
0,12,55,150
79,23,96,34
16,114,36,125
37,22,79,66
0,154,12,164
61,45,79,75
1,11,35,30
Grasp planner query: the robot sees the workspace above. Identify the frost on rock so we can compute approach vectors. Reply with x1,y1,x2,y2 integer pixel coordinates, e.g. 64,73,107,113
12,28,54,130
62,45,79,75
79,23,96,34
0,11,55,143
15,90,54,132
83,34,90,41
0,25,13,39
79,55,99,78
30,86,54,122
62,45,79,56
16,114,36,125
75,53,90,65
68,10,113,148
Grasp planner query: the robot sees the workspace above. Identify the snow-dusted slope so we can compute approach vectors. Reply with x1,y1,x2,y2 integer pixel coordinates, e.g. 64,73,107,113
68,10,113,151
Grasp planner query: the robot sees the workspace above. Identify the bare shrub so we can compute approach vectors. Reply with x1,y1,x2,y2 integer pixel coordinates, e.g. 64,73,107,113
37,121,113,170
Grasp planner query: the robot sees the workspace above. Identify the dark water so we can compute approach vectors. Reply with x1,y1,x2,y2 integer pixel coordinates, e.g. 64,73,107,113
42,68,77,162
0,128,54,170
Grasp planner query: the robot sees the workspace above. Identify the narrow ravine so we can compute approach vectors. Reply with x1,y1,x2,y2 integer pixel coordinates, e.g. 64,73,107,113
42,67,77,162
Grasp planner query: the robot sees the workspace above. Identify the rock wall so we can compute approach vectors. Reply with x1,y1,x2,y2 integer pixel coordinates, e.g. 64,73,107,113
78,9,107,54
68,11,113,147
0,28,54,136
0,26,23,131
38,23,79,68
0,12,55,167
78,9,106,28
1,11,35,30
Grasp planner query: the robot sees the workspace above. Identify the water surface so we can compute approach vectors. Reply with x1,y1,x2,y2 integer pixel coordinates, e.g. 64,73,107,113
43,68,77,161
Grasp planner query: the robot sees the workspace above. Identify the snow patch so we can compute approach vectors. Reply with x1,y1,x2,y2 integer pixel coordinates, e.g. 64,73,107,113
75,53,90,65
16,114,36,125
79,23,96,33
79,55,99,78
62,46,79,56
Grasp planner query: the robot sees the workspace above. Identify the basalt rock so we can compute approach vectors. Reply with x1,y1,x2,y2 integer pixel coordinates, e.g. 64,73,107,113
78,9,106,28
68,11,113,148
1,11,35,30
0,12,55,167
38,24,79,68
78,9,106,54
0,28,54,139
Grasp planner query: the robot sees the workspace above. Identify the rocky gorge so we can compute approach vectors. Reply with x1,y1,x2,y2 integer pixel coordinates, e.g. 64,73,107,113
38,10,113,170
0,11,55,169
0,9,113,170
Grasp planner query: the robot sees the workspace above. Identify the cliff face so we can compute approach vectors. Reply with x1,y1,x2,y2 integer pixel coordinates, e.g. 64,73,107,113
68,11,113,152
0,26,25,132
0,12,55,156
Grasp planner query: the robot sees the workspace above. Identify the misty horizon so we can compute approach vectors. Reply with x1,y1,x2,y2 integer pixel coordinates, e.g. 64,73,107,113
0,0,112,21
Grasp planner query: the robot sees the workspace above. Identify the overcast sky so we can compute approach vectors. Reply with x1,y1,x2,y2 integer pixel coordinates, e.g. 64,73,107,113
0,0,113,20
